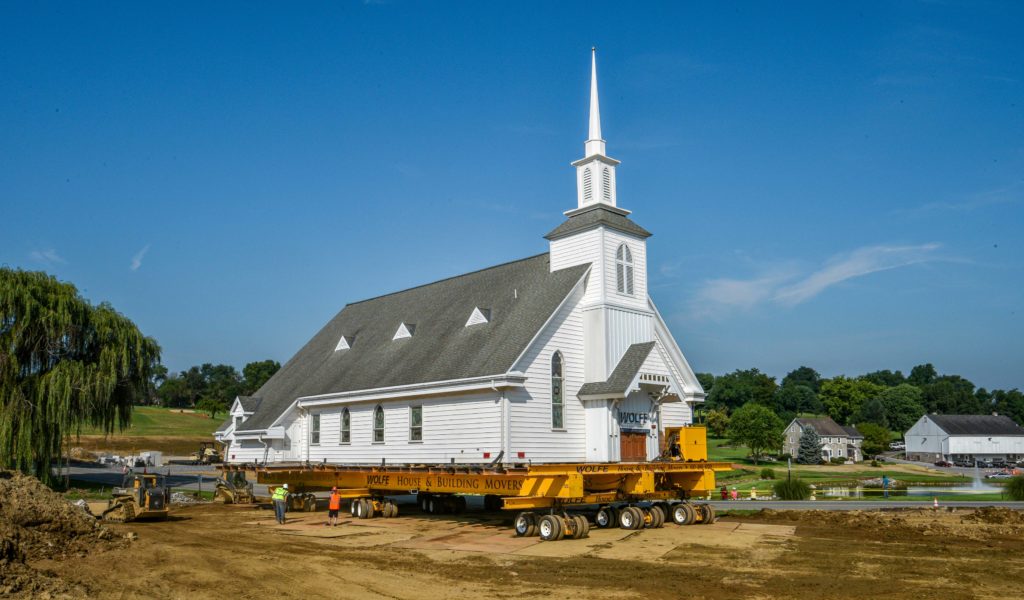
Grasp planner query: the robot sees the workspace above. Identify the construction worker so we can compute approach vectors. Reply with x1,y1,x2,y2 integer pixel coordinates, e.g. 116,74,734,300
272,483,290,524
327,487,343,527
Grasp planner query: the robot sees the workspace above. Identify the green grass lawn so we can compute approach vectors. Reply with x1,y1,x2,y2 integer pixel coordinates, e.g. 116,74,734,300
76,406,222,437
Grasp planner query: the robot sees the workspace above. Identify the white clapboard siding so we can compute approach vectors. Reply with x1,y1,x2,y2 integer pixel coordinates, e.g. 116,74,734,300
605,306,654,375
228,440,268,463
549,228,603,306
508,285,587,463
295,393,502,465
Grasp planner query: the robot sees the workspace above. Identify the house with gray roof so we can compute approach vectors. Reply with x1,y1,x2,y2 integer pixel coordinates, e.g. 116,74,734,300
782,417,864,462
219,51,705,466
905,414,1024,462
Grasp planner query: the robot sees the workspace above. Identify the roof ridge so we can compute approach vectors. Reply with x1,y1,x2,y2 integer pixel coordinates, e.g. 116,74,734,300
346,252,550,307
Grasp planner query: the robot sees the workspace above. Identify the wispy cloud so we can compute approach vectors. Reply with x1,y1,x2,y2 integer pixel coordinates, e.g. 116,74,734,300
692,243,943,317
130,244,151,271
895,182,1023,216
29,248,65,266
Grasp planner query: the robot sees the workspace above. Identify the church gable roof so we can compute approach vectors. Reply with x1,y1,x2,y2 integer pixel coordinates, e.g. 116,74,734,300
544,205,652,241
241,253,590,431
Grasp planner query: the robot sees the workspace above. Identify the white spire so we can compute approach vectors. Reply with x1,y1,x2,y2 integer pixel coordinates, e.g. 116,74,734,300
585,47,606,157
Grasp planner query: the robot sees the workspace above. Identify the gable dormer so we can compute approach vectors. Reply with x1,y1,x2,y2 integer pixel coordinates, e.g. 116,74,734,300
393,322,416,340
465,307,491,327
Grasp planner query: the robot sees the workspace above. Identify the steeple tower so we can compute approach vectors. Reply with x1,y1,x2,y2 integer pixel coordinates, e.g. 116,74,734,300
572,48,620,210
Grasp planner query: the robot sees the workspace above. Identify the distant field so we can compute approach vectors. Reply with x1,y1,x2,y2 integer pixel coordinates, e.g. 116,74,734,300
76,406,222,437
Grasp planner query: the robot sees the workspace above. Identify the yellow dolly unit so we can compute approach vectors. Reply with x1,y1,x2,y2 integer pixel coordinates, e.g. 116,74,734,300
223,456,730,541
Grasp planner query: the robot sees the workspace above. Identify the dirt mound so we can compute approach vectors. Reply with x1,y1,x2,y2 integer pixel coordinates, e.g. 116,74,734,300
64,447,98,462
960,506,1024,525
0,470,125,598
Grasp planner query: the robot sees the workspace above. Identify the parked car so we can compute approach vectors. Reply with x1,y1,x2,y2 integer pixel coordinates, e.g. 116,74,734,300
889,441,906,450
986,472,1013,480
934,460,953,467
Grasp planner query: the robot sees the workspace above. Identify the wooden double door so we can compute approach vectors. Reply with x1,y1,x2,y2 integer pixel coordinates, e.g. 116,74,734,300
620,431,649,462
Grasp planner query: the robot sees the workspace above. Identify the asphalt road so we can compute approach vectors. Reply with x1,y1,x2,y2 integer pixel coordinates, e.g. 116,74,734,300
708,500,1024,510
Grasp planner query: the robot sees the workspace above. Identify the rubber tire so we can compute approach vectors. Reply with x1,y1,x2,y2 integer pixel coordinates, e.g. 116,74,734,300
389,501,399,518
698,503,716,524
648,505,664,528
555,517,566,541
359,498,372,519
538,515,563,541
619,506,640,530
633,506,648,529
350,499,360,517
574,514,590,538
671,503,691,526
595,506,616,529
514,512,536,537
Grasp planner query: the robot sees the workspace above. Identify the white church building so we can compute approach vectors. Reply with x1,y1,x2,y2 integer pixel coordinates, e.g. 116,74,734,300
216,51,705,466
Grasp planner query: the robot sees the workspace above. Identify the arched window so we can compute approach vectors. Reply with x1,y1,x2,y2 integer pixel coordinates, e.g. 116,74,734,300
551,351,564,429
616,244,634,295
340,408,350,444
582,167,593,202
373,405,385,443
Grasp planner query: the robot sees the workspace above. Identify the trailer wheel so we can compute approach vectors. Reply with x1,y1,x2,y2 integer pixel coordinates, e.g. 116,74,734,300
670,503,692,526
645,506,663,528
538,514,563,541
306,494,317,512
595,506,616,529
389,501,400,518
619,506,641,530
359,498,373,519
350,499,360,517
564,515,580,539
698,503,716,524
574,514,590,538
514,512,537,537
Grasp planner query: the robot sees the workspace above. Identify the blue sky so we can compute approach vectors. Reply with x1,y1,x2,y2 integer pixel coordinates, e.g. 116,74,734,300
2,2,1021,389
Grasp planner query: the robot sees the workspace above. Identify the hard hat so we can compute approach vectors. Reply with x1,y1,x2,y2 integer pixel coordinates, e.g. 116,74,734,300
283,483,289,489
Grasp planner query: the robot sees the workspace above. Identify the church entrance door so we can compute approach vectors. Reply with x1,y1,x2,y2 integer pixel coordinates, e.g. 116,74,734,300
620,432,648,462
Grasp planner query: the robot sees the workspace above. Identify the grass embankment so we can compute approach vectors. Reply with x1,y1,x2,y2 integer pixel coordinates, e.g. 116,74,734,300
707,438,982,500
69,406,219,456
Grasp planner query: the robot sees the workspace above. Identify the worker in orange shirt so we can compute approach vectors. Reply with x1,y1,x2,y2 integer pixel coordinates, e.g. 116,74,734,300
327,487,343,527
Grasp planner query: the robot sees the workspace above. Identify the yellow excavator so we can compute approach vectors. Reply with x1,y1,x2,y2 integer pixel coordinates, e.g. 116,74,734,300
102,473,170,522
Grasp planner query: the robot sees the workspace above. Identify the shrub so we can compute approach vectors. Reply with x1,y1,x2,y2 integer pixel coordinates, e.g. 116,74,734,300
829,456,847,465
1007,476,1024,501
773,478,811,500
870,459,880,468
760,467,776,480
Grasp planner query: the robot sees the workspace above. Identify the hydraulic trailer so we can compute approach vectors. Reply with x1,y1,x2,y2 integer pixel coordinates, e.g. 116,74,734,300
222,457,731,541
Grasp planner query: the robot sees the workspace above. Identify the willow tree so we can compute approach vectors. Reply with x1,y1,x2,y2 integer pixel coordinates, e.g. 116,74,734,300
0,268,160,485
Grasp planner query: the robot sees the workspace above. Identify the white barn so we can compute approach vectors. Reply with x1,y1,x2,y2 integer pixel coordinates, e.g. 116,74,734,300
904,414,1024,463
216,51,705,466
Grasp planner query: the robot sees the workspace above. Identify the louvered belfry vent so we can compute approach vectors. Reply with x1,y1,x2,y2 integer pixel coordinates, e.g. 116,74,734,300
602,168,611,201
465,307,491,327
582,167,593,201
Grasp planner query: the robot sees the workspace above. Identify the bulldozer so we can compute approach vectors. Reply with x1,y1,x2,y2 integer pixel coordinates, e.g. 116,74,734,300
214,471,255,505
189,441,222,465
102,473,170,522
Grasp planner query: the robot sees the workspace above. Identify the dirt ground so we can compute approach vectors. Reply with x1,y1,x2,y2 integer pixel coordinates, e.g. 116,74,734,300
18,500,1024,600
71,435,210,457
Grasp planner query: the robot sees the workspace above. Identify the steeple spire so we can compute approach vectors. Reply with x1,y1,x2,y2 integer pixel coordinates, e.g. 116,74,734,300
572,47,619,211
585,47,606,157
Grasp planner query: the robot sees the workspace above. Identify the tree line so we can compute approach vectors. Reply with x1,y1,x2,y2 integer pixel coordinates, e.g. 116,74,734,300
149,359,280,418
699,365,1024,461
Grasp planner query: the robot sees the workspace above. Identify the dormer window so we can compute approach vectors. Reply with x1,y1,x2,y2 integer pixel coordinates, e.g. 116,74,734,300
465,307,491,327
393,322,416,340
615,243,634,295
334,335,354,351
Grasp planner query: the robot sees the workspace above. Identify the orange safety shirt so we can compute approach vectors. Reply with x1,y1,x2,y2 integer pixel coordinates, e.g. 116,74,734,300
328,493,342,511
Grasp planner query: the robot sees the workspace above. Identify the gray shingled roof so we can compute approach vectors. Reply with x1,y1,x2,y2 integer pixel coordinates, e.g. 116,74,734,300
795,417,850,437
214,417,232,434
928,414,1024,436
544,205,652,241
240,253,590,431
578,342,656,397
842,425,863,439
237,396,262,413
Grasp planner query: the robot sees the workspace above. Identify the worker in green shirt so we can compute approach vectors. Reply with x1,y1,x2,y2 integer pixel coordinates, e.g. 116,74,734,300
272,483,290,524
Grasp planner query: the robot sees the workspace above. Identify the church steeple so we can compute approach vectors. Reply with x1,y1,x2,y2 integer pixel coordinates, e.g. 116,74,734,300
572,48,619,211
